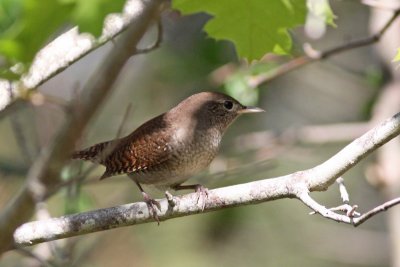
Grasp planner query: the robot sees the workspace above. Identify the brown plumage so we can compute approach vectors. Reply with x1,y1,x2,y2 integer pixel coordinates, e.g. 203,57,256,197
73,92,264,222
73,114,171,180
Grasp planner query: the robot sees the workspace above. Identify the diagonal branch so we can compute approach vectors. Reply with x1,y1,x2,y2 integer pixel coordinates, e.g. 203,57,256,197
0,0,165,254
353,197,400,226
12,111,400,248
247,9,400,88
0,0,167,114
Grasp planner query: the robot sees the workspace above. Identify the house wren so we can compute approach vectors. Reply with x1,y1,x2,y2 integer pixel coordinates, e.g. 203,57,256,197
73,92,264,221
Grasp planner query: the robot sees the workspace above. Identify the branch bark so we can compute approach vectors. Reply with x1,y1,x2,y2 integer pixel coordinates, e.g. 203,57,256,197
0,0,165,114
12,111,400,248
0,0,164,254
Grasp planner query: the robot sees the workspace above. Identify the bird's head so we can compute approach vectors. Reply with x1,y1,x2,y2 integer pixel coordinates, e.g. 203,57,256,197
171,92,264,134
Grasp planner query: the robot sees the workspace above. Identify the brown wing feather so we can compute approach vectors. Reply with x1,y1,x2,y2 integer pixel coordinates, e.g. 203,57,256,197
99,113,172,179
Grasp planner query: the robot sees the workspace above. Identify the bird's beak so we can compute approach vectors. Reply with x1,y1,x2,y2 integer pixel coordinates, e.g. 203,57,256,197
238,106,265,114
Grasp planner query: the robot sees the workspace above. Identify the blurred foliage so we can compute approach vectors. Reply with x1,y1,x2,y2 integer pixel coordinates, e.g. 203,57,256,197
223,62,278,106
0,156,28,176
173,0,307,60
307,0,337,27
61,163,96,214
365,66,384,89
64,188,95,214
65,0,125,35
157,37,234,85
204,208,243,244
0,0,125,79
0,0,339,80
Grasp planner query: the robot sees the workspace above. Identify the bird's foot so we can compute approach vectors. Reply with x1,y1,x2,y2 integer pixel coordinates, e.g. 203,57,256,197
172,184,209,211
142,192,161,225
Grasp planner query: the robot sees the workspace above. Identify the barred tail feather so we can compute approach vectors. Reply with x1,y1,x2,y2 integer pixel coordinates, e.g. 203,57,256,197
72,140,114,163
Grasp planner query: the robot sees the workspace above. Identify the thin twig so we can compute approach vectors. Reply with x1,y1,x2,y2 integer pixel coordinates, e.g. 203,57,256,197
250,9,400,87
302,192,400,226
336,177,350,203
353,197,400,226
309,204,361,217
299,192,352,223
309,177,355,216
7,82,34,164
116,102,133,137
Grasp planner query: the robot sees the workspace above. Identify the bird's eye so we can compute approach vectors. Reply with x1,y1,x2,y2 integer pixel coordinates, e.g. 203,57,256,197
223,100,233,110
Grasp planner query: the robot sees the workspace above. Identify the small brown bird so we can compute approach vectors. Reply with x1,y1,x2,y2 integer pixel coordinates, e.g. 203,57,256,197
73,92,264,221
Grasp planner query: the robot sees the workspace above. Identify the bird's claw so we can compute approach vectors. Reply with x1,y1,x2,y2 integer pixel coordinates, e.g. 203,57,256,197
171,184,209,211
165,191,178,207
142,192,161,225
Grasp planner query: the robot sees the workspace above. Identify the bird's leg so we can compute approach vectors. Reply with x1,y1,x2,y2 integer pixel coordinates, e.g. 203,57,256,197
172,184,209,210
130,178,161,224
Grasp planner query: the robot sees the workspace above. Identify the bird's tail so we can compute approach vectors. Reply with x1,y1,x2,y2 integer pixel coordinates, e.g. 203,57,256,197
72,140,116,163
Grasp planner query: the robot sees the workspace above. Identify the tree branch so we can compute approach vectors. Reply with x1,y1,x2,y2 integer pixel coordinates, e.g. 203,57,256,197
354,197,400,226
0,0,166,114
247,9,400,88
0,0,164,254
12,111,400,248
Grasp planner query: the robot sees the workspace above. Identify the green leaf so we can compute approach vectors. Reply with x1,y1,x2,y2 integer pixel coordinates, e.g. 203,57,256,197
70,0,125,36
224,62,277,105
173,0,307,60
0,0,125,79
0,0,23,34
0,0,74,63
224,75,259,106
0,39,24,61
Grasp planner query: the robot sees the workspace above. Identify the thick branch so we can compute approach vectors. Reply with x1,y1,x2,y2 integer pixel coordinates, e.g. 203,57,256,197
12,111,400,247
0,0,164,254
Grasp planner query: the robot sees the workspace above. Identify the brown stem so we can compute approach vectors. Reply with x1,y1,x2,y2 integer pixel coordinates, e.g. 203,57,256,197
251,9,400,87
